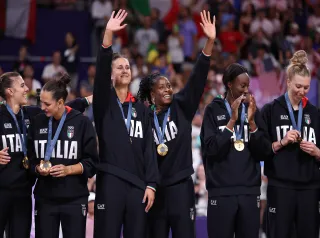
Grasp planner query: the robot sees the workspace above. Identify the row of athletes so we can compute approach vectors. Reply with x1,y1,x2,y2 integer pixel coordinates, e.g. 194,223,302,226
0,9,319,238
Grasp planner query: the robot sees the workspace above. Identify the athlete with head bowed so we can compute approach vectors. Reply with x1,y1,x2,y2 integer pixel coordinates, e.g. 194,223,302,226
261,50,320,238
28,74,98,238
0,72,91,238
93,10,158,238
137,10,215,238
200,63,268,238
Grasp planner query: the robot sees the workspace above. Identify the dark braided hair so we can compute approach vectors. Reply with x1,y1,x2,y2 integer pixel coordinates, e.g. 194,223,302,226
137,72,162,105
222,63,248,96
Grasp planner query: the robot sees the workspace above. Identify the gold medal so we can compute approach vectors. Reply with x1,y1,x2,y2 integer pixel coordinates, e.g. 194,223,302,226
296,136,302,144
22,156,29,169
234,140,245,151
157,143,168,156
39,160,52,172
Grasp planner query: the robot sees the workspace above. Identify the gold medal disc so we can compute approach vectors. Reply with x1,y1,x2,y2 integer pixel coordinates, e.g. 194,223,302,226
234,140,245,151
22,156,29,169
157,143,168,156
39,160,52,172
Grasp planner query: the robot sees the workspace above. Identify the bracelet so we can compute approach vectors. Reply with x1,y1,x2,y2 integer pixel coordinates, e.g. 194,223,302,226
279,139,284,147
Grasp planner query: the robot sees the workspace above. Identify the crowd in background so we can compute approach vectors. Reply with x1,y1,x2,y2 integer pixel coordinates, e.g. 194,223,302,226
1,0,320,237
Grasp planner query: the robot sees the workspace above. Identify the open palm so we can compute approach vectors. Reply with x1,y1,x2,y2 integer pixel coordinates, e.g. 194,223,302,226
106,9,128,32
200,10,216,40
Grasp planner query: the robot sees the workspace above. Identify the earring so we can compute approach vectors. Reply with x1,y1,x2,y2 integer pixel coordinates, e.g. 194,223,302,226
152,98,155,104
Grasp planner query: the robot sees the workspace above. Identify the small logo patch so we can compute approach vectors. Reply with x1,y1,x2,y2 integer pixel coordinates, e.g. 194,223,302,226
97,204,105,210
217,115,226,121
67,126,74,139
210,199,217,206
269,207,276,213
190,208,194,220
4,123,12,129
40,128,47,134
81,204,87,216
280,115,289,120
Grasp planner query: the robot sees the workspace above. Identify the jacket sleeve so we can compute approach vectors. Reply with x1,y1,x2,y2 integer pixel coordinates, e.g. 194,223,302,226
143,109,159,189
93,46,113,136
175,53,210,121
258,103,276,161
27,117,39,177
200,104,233,160
80,117,99,178
248,108,273,161
66,98,89,113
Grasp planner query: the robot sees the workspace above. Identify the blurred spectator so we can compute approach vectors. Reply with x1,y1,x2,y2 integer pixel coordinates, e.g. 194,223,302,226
12,46,31,75
41,51,66,83
218,18,244,54
61,32,79,91
86,192,95,238
23,64,42,94
250,8,273,37
178,6,198,61
80,81,94,122
91,0,113,46
134,16,159,56
130,54,148,96
307,5,320,31
151,8,166,43
167,24,184,73
87,64,96,87
285,23,302,51
251,44,280,76
239,3,256,37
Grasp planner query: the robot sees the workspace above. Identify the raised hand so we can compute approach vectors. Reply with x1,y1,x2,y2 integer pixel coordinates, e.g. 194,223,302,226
106,9,128,32
200,10,216,40
247,94,257,123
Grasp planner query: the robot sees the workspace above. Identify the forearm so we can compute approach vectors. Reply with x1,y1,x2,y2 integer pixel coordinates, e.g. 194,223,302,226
202,38,214,56
66,163,83,176
102,29,113,47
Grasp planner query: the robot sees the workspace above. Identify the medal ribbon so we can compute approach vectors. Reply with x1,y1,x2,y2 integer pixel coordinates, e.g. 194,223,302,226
44,110,67,161
6,105,27,157
284,92,302,133
154,108,171,144
117,99,132,134
224,100,245,141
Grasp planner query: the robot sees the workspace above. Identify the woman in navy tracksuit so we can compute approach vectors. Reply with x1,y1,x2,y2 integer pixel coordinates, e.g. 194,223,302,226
137,10,215,238
28,74,98,238
261,50,320,238
93,10,158,238
200,63,267,238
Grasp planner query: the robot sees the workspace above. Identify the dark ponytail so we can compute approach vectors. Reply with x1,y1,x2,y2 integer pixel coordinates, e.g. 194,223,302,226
42,74,71,102
0,72,21,99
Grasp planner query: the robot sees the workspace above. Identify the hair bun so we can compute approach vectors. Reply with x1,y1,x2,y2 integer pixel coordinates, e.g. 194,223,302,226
290,50,308,66
58,74,71,86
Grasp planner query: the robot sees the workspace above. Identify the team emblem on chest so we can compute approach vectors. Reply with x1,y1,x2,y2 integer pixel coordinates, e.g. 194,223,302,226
67,126,74,139
304,114,311,125
132,108,137,118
